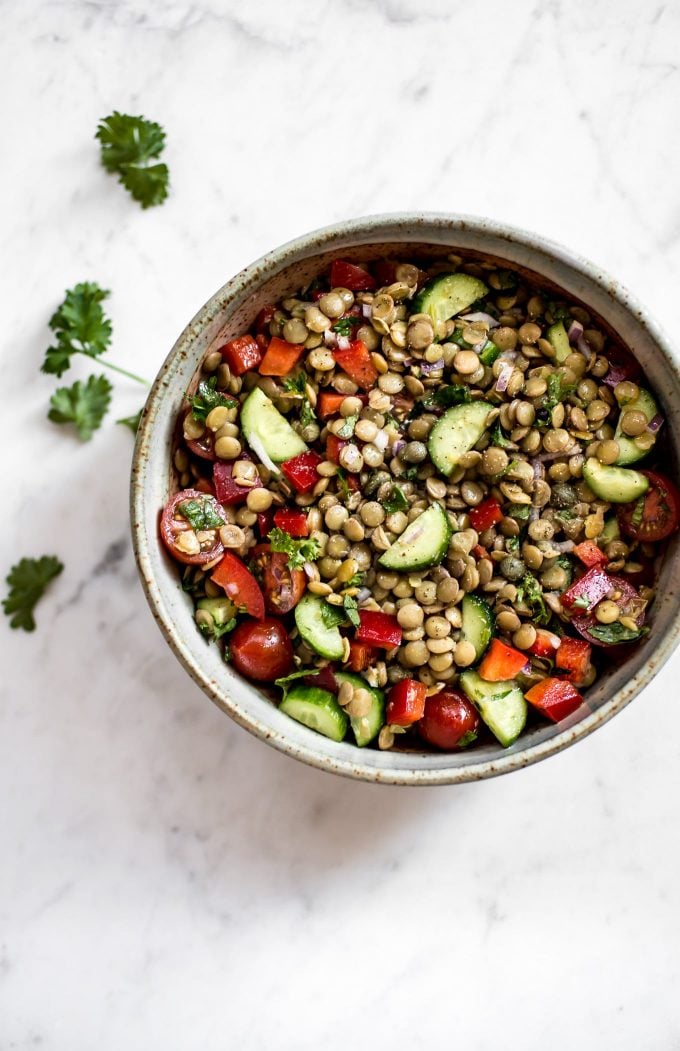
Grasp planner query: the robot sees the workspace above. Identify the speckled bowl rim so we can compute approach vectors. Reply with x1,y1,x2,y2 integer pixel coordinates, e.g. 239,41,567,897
131,212,680,785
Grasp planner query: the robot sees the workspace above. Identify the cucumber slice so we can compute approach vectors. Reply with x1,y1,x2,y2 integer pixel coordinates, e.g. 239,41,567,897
240,386,307,467
460,594,493,661
412,273,488,326
613,388,658,465
378,503,452,572
294,593,345,660
600,516,621,543
428,401,493,476
335,671,385,747
459,670,527,748
279,685,348,742
547,321,571,364
582,458,650,503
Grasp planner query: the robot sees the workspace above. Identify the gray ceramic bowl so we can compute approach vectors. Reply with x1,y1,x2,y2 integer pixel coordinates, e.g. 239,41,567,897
131,213,680,785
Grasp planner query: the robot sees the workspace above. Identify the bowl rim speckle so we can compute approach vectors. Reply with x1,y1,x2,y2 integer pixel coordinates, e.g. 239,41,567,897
130,212,680,785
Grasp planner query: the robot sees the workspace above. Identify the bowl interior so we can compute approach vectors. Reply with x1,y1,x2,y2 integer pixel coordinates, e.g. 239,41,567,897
132,215,680,784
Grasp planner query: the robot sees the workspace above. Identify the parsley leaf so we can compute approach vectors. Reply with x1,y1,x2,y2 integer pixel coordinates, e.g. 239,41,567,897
383,485,409,514
337,415,358,439
48,374,112,440
479,340,501,366
282,373,317,429
335,468,352,502
546,301,571,324
631,496,646,529
517,572,550,624
96,112,169,208
3,556,64,631
572,596,591,610
42,283,113,377
268,527,320,570
506,536,520,553
456,729,479,748
275,667,320,697
588,622,648,645
320,602,347,629
191,378,236,423
543,372,576,412
555,509,576,522
332,317,361,337
491,420,513,449
178,496,224,531
506,502,531,521
117,409,143,434
343,595,360,628
197,613,237,642
427,384,472,409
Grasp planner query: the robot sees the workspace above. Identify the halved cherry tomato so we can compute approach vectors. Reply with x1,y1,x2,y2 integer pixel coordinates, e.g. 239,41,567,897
525,677,584,722
386,679,427,726
250,544,306,615
329,260,376,291
160,490,225,565
561,566,612,613
273,508,309,537
230,618,294,682
417,691,481,750
571,574,644,648
211,551,265,619
618,471,680,542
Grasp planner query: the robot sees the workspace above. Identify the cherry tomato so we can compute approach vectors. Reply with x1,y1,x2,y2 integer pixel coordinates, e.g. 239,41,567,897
417,691,481,750
571,574,644,648
250,544,306,615
618,471,680,542
160,490,225,565
183,413,215,461
230,618,294,682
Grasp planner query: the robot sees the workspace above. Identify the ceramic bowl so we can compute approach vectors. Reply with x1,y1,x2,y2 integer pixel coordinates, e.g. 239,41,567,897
130,213,680,785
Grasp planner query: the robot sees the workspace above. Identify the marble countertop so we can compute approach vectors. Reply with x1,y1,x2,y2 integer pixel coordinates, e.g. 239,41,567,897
3,1,680,1047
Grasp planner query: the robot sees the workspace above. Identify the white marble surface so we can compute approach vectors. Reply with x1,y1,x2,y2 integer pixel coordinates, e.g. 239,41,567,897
3,0,680,1046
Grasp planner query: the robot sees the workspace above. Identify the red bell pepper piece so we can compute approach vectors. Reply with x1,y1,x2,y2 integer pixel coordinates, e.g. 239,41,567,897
555,637,592,684
326,434,346,465
562,566,612,613
256,509,274,537
213,461,262,506
211,552,265,619
258,336,306,377
280,450,323,494
347,641,375,673
478,639,528,682
472,544,488,560
356,611,402,650
573,540,608,568
525,677,584,722
386,679,427,726
329,260,376,291
527,628,561,660
273,508,309,537
469,496,504,533
254,305,276,336
332,340,378,390
317,391,367,419
219,334,262,376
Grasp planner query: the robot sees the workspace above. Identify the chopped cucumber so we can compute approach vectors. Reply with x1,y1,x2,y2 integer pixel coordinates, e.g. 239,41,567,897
279,684,348,742
335,671,385,747
412,273,488,326
428,401,493,476
547,321,571,364
600,516,621,543
459,670,527,748
460,594,493,661
378,503,452,572
613,388,658,465
240,386,307,467
294,593,345,660
582,458,649,503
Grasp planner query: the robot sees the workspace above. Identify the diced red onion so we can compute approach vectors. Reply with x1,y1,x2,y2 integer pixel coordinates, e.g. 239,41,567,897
531,460,545,481
553,540,575,553
373,430,389,452
362,303,372,319
459,311,500,328
324,329,337,347
303,562,318,579
576,335,592,361
535,445,580,462
530,506,540,522
357,587,372,604
393,439,406,455
420,357,445,374
495,362,514,392
567,320,584,344
647,414,663,433
336,335,351,352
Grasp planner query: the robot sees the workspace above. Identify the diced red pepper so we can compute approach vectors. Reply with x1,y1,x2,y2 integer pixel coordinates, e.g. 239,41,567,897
347,641,376,673
254,305,276,337
317,391,367,419
213,461,262,506
525,677,584,722
527,628,561,660
573,540,608,568
258,336,306,377
472,544,488,560
280,450,323,494
219,334,262,376
469,496,504,533
332,340,378,390
478,639,528,682
211,552,265,619
386,679,427,727
329,260,376,291
562,566,612,613
273,508,309,538
555,637,592,684
356,610,402,650
326,434,347,465
256,510,274,537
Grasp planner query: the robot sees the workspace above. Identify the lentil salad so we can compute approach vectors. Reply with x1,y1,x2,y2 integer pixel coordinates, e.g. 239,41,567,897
160,254,680,752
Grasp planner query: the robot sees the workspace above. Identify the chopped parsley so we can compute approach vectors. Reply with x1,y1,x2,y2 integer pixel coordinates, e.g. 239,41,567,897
178,497,224,531
543,372,577,412
331,316,361,337
282,372,317,428
48,374,113,441
490,420,513,449
96,111,169,208
190,378,236,423
3,556,64,632
275,667,320,696
383,485,409,514
588,622,647,645
337,414,358,439
517,572,550,624
631,495,646,530
571,596,591,610
507,503,531,522
198,614,236,642
268,527,320,570
343,595,361,628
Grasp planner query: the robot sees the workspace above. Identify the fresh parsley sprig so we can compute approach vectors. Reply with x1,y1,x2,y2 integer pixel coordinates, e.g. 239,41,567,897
48,375,113,441
96,112,169,209
268,527,320,571
190,378,236,423
3,556,64,631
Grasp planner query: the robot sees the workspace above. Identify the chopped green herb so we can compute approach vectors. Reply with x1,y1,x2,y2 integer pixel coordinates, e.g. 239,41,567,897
401,466,420,482
517,572,550,624
337,415,358,439
268,527,320,571
275,667,320,696
117,409,143,434
383,485,409,514
335,468,352,501
331,316,361,337
42,283,113,377
479,340,501,366
343,595,361,628
96,111,169,208
3,556,64,632
494,269,518,291
506,502,531,522
506,537,520,553
555,509,576,522
588,622,648,645
191,378,236,423
427,384,472,409
320,602,347,629
198,615,236,642
457,729,479,748
282,372,317,428
571,596,591,610
343,572,364,589
178,497,224,531
48,374,113,440
546,301,572,324
490,420,513,449
631,496,646,530
543,372,577,412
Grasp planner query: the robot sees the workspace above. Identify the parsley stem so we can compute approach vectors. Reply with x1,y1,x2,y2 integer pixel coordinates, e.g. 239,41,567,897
96,357,150,386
